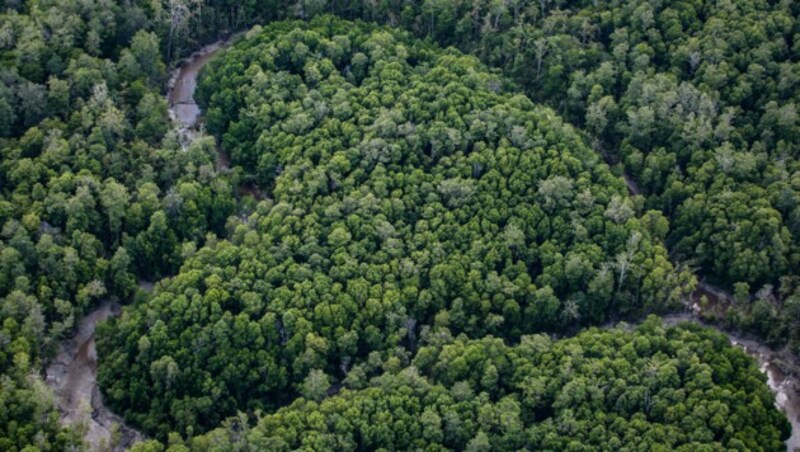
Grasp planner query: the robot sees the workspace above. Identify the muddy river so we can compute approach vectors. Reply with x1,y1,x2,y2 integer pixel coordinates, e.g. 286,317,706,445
167,37,233,175
168,42,225,129
45,302,143,450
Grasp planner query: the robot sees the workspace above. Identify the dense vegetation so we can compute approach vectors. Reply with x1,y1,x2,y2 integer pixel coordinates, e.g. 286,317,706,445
157,0,800,287
143,0,800,353
184,319,790,450
97,18,694,438
0,0,797,450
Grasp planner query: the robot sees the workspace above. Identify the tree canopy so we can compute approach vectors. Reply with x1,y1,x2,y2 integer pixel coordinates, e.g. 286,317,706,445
99,17,692,439
0,0,797,449
0,1,242,448
188,318,790,451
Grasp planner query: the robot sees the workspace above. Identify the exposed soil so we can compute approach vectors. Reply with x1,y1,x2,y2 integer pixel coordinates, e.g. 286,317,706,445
137,279,154,294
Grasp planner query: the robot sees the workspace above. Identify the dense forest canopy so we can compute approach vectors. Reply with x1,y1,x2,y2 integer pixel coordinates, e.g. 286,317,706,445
129,0,800,290
0,0,797,450
186,318,790,451
82,0,800,353
98,17,690,438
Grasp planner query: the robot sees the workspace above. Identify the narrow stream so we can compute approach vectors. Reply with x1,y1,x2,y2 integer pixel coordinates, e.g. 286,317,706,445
168,42,224,130
167,37,233,173
45,302,144,450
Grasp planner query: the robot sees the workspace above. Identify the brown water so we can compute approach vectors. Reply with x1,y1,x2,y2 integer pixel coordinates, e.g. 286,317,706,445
168,48,221,129
167,39,235,171
689,278,800,448
37,44,230,450
45,302,144,450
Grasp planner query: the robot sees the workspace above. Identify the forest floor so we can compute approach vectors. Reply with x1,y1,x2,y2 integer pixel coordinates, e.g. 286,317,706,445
623,174,640,196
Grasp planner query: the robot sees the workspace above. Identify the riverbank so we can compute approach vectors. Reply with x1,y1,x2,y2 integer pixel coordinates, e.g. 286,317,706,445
167,33,265,198
38,38,233,452
167,33,238,168
168,39,231,130
45,302,144,451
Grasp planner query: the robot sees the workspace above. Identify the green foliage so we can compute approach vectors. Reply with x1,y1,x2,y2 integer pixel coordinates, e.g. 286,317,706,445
0,1,242,448
169,0,800,330
378,0,800,296
99,17,691,438
163,0,800,292
0,0,798,449
0,373,72,451
189,320,790,451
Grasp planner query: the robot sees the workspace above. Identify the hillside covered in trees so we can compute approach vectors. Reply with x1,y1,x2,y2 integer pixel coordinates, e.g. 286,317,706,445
0,0,798,451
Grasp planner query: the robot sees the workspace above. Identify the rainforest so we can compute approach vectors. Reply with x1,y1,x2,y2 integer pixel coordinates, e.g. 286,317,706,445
0,1,799,451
